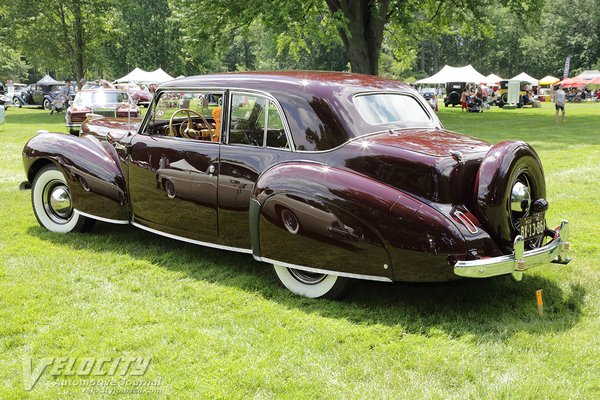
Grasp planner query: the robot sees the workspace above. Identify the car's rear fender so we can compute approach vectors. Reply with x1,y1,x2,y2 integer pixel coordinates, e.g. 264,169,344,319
250,162,483,282
250,162,396,281
23,132,128,222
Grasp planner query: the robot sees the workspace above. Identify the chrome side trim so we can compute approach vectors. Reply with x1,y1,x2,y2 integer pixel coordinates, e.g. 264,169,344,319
256,256,393,282
131,221,253,254
75,210,130,225
454,220,572,280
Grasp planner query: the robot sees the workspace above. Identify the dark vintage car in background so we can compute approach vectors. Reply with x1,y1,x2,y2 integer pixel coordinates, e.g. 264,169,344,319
12,83,73,110
20,72,572,299
418,87,436,101
444,82,466,107
65,89,140,135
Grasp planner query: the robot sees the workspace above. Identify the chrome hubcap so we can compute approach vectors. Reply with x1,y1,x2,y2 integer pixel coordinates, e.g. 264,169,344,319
43,181,73,222
288,268,327,285
511,180,531,213
49,186,72,217
510,174,533,230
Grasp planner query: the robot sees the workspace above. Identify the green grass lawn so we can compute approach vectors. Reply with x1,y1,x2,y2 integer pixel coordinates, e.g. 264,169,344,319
1,103,599,399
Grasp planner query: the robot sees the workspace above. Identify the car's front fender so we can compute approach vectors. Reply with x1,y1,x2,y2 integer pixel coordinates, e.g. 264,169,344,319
23,132,128,222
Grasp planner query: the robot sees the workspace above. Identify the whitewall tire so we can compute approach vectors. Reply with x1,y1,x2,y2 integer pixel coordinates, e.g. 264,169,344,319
273,264,353,299
31,165,94,233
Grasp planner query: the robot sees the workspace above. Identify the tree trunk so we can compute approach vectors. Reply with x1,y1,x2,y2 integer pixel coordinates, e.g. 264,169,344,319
72,1,85,87
325,0,390,75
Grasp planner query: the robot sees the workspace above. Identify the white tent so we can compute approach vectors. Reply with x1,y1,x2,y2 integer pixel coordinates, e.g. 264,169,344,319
115,67,174,84
145,68,174,83
485,73,504,85
115,67,148,83
575,70,600,80
510,72,538,86
36,75,63,85
416,65,487,84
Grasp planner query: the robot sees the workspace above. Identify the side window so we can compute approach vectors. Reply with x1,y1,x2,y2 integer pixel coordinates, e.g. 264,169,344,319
266,101,288,148
228,94,289,149
229,94,266,146
145,91,223,139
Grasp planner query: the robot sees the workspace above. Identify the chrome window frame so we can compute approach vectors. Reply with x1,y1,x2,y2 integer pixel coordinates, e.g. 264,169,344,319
139,88,226,144
352,91,436,127
226,90,295,152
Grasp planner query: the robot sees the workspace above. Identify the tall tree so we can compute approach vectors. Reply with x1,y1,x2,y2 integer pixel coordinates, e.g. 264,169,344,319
178,0,543,75
4,0,113,85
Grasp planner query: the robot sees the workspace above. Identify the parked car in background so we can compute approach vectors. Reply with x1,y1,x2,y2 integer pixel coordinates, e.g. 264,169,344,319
419,87,437,100
444,82,465,107
65,89,140,135
21,71,572,299
6,83,26,96
12,84,73,110
115,83,153,107
495,80,528,108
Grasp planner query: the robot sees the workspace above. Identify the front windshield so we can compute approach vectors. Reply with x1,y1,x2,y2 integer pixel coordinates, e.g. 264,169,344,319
75,91,131,105
354,93,432,125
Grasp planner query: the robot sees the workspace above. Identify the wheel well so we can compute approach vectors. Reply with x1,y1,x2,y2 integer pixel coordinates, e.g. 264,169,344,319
27,159,55,183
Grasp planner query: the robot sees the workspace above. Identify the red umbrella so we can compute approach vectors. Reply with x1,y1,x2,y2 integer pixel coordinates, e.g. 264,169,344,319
557,77,588,88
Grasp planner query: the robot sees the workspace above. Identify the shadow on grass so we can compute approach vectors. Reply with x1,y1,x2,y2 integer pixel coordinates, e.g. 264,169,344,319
28,222,585,340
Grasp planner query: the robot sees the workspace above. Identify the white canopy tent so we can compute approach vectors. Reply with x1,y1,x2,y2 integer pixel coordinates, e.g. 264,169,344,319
145,68,174,83
485,73,504,85
115,67,147,83
575,70,600,80
115,67,174,84
36,75,63,85
416,64,487,84
510,72,538,86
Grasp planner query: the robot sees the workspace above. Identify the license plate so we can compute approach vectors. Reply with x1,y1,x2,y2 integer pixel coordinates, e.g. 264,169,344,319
520,213,545,240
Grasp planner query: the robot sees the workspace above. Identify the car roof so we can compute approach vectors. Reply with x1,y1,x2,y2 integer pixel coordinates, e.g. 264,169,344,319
161,71,410,93
159,71,432,152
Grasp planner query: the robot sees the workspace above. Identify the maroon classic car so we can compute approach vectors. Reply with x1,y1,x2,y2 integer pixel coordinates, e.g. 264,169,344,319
21,72,571,299
65,89,140,135
115,83,153,107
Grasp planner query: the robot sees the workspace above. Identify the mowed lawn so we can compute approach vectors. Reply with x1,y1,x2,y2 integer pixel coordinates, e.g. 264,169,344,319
0,102,598,399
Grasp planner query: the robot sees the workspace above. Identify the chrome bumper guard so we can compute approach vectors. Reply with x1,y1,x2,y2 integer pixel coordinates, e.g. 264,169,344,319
454,220,572,281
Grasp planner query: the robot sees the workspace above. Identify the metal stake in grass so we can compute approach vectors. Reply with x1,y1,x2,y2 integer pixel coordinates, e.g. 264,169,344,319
536,289,544,317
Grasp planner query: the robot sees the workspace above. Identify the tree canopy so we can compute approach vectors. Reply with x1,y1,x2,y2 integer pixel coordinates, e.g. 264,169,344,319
0,0,598,83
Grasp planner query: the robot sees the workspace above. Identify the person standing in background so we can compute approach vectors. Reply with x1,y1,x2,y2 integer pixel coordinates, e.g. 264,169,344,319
553,84,566,124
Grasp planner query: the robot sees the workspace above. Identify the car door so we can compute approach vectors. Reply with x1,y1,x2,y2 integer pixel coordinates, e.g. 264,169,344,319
128,90,223,240
218,91,293,249
32,85,45,105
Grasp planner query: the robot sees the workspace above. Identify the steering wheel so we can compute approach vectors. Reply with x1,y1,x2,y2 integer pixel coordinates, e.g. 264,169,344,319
168,108,215,140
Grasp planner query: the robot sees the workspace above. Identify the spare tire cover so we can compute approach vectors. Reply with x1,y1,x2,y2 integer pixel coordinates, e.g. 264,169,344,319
474,141,546,253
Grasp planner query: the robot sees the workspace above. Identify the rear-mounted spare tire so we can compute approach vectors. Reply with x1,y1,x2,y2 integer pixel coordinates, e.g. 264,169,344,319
448,91,460,104
474,141,546,253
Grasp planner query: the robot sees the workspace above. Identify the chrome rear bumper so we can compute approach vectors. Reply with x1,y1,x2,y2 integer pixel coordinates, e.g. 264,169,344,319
454,220,572,280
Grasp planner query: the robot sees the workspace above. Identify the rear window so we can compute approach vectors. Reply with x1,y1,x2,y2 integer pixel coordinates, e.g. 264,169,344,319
354,93,432,125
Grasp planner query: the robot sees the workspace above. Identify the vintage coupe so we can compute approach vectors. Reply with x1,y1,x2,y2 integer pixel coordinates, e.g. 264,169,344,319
21,72,572,298
115,83,153,107
65,89,140,135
